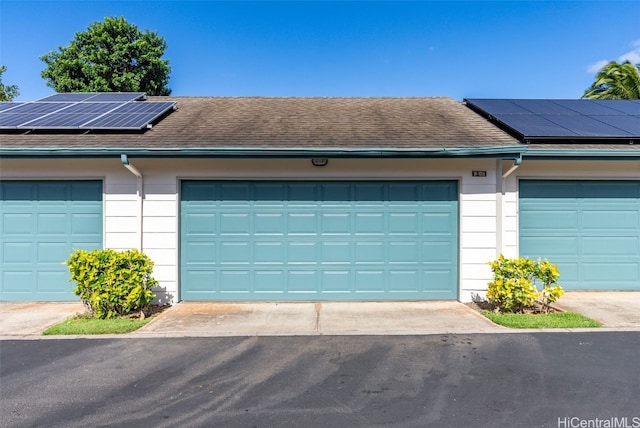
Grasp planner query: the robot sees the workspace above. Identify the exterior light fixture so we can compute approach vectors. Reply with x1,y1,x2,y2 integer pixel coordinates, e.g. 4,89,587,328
311,158,329,167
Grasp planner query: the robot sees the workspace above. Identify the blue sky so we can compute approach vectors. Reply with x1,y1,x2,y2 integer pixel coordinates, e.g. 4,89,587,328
1,1,639,101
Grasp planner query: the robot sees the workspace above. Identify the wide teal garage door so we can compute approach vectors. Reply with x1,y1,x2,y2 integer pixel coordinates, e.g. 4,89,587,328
0,181,103,301
520,180,640,290
181,181,458,300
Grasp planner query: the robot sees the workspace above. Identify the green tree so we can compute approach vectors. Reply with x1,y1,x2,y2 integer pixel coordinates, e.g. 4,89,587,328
0,65,20,101
583,60,640,100
40,17,171,95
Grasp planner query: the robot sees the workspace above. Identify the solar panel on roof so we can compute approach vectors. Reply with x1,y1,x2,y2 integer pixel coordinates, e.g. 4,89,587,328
551,99,625,115
8,102,74,114
595,115,640,135
0,93,175,131
89,93,145,102
37,92,145,102
0,103,23,112
464,99,533,115
511,99,578,115
465,98,640,141
589,100,640,115
63,102,123,114
541,114,634,136
83,102,175,129
492,113,578,137
24,113,102,128
0,113,45,127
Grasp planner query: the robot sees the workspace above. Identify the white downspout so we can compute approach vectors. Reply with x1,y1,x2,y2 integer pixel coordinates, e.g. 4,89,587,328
498,156,523,258
121,154,144,251
502,156,522,180
495,159,503,258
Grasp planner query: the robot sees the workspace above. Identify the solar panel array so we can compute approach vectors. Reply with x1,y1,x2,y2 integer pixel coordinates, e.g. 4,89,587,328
0,93,176,130
465,99,640,141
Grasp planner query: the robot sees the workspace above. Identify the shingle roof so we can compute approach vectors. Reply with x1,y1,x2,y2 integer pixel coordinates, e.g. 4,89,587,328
0,97,518,154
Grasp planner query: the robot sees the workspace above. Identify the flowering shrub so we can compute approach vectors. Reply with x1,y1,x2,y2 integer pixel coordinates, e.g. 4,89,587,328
487,255,564,313
67,249,157,319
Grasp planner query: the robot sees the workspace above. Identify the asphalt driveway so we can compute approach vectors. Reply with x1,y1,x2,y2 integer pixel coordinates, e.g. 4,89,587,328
1,333,639,428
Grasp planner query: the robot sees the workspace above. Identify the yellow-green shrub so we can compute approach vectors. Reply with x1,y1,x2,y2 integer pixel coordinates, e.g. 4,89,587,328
487,255,564,313
67,249,157,319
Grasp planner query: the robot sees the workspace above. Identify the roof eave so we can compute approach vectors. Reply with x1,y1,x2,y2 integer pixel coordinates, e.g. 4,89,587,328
0,145,526,159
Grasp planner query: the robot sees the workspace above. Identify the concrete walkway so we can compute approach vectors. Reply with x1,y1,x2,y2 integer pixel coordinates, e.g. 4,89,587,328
553,291,640,328
132,301,503,337
1,292,639,338
0,302,85,336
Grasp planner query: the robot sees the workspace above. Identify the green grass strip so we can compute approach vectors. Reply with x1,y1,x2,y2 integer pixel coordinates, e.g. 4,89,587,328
43,315,151,335
482,311,601,329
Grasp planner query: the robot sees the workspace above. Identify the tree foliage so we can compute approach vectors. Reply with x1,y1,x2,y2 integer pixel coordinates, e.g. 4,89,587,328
0,65,20,101
583,60,640,100
40,17,171,95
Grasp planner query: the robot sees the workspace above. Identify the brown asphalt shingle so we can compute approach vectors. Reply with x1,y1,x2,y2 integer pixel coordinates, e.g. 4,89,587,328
0,97,518,151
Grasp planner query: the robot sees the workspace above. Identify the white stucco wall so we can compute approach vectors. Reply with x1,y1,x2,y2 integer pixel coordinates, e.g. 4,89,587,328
1,157,504,303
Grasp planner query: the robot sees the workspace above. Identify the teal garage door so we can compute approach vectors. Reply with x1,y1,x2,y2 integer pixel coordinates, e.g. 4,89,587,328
520,180,640,290
181,181,458,300
0,181,103,301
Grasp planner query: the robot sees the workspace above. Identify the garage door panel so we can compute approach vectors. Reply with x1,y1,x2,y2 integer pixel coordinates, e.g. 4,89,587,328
320,271,351,292
355,183,386,203
220,242,251,264
254,271,284,292
520,236,579,255
185,271,216,292
37,242,69,262
520,180,640,291
520,211,578,230
321,213,351,234
322,242,350,263
220,270,251,292
184,213,216,234
254,213,284,234
582,237,639,255
181,181,458,300
4,213,33,234
321,183,351,202
38,214,67,234
355,242,385,263
288,213,317,234
288,242,317,263
254,242,284,263
388,271,419,291
422,241,456,262
389,242,419,264
37,271,70,292
355,213,384,234
582,210,638,230
582,262,639,282
355,271,385,292
2,271,32,293
1,180,102,301
423,270,456,292
220,213,250,235
389,213,419,234
3,242,33,262
581,182,640,198
71,213,103,234
185,242,215,263
422,212,455,234
288,271,318,292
